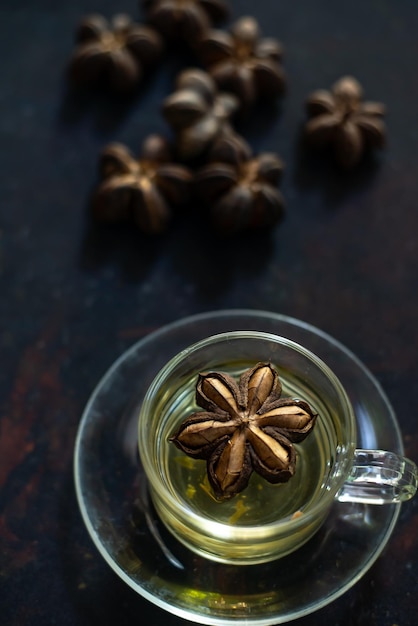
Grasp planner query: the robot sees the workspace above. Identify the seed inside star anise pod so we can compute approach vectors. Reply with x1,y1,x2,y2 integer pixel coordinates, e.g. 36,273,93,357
170,362,317,501
195,133,285,232
68,13,163,92
197,15,286,111
304,75,386,169
162,68,239,160
93,134,193,234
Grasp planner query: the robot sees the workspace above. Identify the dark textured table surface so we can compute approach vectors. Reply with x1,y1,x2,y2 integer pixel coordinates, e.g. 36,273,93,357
1,1,418,625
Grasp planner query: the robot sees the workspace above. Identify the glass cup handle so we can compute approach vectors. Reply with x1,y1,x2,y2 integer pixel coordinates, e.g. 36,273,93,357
336,449,418,504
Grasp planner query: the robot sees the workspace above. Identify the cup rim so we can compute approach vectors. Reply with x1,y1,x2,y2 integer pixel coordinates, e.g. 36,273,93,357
138,330,356,537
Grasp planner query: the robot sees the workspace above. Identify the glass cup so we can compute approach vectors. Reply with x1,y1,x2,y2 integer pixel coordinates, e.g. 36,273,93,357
138,331,417,565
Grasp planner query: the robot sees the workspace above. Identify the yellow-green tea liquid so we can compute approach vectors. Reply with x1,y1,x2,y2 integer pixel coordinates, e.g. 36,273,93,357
153,363,337,529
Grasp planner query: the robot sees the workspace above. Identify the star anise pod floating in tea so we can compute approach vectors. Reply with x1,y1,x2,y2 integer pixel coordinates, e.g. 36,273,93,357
195,133,285,232
93,134,193,233
68,14,163,92
170,363,317,501
142,0,229,45
198,16,286,111
162,68,239,160
304,76,386,169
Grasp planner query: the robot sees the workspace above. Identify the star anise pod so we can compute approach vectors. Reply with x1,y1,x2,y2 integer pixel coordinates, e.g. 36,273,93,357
142,0,229,44
170,362,317,501
198,16,286,111
304,75,386,169
68,14,163,92
195,133,285,232
162,68,239,160
92,134,193,234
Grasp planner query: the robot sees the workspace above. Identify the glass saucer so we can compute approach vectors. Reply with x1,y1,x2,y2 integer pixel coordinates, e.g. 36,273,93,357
74,310,402,625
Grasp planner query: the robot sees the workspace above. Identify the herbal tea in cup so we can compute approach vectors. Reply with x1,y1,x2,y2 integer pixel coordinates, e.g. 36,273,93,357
138,331,417,565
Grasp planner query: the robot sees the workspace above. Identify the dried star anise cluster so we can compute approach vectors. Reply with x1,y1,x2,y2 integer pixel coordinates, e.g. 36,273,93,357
67,4,287,234
93,135,193,234
68,3,387,234
170,362,317,500
196,134,285,232
162,69,239,160
304,76,386,169
198,15,286,111
68,14,163,92
143,0,230,45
